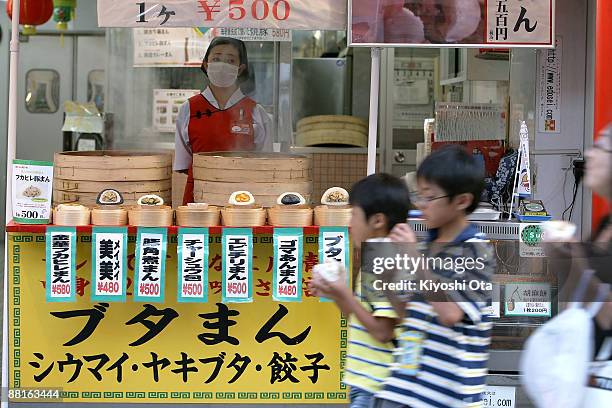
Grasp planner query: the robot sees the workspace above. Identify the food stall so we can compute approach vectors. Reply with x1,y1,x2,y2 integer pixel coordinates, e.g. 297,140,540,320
1,0,602,407
3,1,356,405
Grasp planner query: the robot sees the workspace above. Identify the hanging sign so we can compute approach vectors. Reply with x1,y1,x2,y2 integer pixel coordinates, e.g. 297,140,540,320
134,228,168,302
134,28,207,67
537,36,562,133
209,27,291,42
153,89,200,131
12,159,53,224
273,228,303,302
318,227,350,301
46,227,77,302
319,227,349,271
349,0,554,48
98,0,346,30
516,121,532,197
504,282,551,317
177,228,209,303
222,228,253,303
135,27,290,68
91,227,128,302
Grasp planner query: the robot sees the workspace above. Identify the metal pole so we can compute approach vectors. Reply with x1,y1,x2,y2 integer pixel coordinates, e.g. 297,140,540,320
3,0,21,404
367,47,381,176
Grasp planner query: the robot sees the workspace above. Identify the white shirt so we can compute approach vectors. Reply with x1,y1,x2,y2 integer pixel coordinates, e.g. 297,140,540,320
174,87,273,171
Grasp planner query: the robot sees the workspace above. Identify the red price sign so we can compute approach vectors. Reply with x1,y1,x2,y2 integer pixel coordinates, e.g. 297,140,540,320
97,281,120,294
228,0,290,21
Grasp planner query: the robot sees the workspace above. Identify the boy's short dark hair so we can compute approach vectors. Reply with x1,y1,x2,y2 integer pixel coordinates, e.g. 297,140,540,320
417,145,485,214
349,173,411,231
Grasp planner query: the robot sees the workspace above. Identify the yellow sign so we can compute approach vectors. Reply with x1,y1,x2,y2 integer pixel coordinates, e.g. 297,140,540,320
9,232,348,403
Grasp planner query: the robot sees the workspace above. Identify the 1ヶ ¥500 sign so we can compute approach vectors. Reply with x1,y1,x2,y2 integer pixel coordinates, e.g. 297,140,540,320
97,0,347,30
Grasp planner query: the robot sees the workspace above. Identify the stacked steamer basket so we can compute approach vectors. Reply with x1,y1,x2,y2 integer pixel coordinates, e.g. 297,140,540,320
176,203,221,227
53,151,172,207
296,115,368,147
192,152,312,208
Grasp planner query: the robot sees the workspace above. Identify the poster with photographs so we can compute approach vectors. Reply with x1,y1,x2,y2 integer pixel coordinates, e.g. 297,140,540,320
349,0,554,48
153,89,200,133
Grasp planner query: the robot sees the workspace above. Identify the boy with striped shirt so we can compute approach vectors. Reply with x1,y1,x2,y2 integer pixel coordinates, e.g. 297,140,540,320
377,146,494,408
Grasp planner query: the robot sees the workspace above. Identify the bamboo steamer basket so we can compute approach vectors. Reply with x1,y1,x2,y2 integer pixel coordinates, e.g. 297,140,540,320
221,206,266,227
91,206,128,226
314,205,352,227
296,115,368,147
268,206,313,227
53,205,91,226
128,206,174,227
53,151,173,206
296,129,367,148
297,115,367,130
176,206,221,227
192,152,312,207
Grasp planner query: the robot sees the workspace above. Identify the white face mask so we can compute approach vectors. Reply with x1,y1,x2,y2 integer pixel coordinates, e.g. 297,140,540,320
206,62,239,88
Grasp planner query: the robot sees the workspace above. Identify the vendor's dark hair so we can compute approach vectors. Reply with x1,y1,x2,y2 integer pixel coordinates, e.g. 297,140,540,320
201,37,250,82
417,145,484,214
349,173,411,231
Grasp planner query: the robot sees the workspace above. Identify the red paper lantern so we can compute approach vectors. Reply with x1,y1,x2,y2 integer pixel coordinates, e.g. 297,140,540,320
6,0,54,35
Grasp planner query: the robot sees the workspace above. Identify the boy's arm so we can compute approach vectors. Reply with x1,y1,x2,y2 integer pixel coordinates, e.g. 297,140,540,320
309,273,397,343
333,294,397,343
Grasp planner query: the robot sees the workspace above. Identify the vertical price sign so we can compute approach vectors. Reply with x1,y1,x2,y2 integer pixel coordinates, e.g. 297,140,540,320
91,227,128,302
45,227,77,302
222,228,253,303
177,228,209,303
134,228,168,303
318,227,350,302
273,228,303,302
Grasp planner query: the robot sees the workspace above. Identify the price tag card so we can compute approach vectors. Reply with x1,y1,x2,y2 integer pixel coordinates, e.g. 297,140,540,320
12,159,53,224
222,228,253,303
46,227,77,302
134,228,168,303
504,283,551,317
177,228,209,303
318,227,350,302
91,227,128,302
273,228,303,302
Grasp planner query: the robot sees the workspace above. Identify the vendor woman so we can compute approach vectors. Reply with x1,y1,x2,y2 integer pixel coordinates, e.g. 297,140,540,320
174,37,272,205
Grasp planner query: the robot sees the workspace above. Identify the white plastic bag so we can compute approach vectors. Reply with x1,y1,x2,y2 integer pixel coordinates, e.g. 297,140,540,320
520,270,609,408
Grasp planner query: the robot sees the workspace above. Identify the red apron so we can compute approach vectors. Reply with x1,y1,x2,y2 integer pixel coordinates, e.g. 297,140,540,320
183,94,257,205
